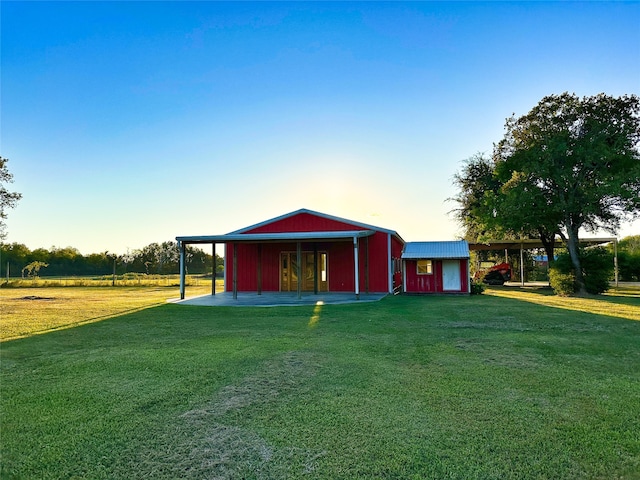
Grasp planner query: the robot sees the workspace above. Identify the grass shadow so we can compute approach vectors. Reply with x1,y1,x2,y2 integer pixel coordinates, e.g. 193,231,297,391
484,284,640,322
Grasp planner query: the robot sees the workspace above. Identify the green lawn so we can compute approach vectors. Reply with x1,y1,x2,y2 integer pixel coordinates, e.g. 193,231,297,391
1,289,639,479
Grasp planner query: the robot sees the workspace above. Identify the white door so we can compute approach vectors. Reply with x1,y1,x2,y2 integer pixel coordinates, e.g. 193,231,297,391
442,260,461,291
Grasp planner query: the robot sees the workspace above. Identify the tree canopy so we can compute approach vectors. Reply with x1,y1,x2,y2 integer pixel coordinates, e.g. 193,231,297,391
453,92,640,294
0,156,22,240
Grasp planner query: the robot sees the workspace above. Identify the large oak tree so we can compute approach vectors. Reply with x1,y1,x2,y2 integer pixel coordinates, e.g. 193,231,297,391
454,93,640,294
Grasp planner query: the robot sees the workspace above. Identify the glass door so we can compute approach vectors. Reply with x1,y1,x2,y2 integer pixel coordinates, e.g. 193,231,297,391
280,251,327,292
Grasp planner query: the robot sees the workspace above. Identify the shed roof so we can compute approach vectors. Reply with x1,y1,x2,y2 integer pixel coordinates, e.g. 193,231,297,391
402,240,470,259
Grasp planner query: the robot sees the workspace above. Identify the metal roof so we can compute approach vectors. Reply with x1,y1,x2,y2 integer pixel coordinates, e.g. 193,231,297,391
176,230,375,245
402,240,470,259
469,237,617,251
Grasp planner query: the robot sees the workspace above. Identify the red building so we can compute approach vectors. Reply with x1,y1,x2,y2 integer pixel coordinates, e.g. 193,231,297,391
177,209,405,299
402,241,470,294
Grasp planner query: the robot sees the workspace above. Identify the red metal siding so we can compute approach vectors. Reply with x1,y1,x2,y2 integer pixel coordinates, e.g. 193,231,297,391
226,240,388,293
459,260,470,293
225,212,402,293
329,242,355,292
362,232,392,293
245,212,368,234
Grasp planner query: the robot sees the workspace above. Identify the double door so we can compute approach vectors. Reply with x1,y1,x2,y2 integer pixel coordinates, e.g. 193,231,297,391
280,251,328,292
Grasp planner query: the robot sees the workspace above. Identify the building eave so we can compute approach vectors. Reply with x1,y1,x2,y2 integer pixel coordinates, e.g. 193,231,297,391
177,230,376,245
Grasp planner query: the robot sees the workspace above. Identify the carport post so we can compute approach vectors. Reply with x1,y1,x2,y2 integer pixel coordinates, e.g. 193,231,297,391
179,241,186,300
520,242,525,286
614,239,619,287
233,243,238,300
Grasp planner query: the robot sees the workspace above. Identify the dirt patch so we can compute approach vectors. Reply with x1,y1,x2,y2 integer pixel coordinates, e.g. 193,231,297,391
182,351,318,419
17,296,57,301
140,351,327,478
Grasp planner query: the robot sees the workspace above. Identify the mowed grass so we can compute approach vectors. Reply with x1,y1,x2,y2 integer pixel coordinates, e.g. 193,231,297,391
485,284,640,321
1,288,639,479
0,282,216,340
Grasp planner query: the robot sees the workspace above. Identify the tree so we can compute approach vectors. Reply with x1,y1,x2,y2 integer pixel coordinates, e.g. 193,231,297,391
495,93,640,293
451,153,503,240
614,235,640,281
0,156,22,240
451,153,560,262
454,93,640,294
618,235,640,256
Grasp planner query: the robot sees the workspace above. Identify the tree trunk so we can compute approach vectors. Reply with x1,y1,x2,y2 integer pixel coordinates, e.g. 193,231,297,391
538,228,556,264
564,223,586,294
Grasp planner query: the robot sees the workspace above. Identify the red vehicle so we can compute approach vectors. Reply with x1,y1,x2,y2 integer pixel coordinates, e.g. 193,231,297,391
474,262,512,285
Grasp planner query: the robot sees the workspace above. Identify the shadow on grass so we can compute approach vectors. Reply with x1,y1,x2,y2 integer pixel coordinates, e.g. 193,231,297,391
484,284,640,322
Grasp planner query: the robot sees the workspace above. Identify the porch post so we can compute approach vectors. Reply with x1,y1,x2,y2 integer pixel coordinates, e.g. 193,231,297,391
211,243,216,296
354,236,360,300
296,242,302,299
313,244,318,295
257,244,262,295
179,241,186,300
233,243,238,300
223,244,227,293
387,233,393,294
364,236,369,294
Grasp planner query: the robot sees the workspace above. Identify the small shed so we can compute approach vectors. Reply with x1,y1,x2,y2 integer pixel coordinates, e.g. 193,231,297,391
402,240,470,294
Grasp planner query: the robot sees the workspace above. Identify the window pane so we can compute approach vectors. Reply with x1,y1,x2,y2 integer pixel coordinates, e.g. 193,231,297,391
417,260,432,274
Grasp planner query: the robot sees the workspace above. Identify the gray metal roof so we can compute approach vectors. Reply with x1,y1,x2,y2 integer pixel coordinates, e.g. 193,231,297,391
402,240,470,259
469,237,617,250
176,230,375,244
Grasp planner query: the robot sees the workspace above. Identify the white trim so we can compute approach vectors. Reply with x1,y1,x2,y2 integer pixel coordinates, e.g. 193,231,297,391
402,260,407,293
354,236,360,299
387,233,393,294
177,230,375,244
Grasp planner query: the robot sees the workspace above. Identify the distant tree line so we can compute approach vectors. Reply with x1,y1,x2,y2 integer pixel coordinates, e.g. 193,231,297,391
0,241,223,278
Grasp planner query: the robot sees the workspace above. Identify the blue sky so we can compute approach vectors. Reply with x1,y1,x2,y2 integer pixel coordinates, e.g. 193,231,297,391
2,1,639,254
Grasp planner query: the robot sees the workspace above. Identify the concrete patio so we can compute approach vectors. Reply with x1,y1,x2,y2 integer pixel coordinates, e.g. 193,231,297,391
170,291,388,307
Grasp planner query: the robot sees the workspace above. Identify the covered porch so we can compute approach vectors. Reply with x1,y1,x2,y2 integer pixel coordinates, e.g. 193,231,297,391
176,230,376,301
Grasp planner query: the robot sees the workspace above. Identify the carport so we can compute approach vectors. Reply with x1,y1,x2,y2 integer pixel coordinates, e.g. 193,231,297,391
469,237,619,285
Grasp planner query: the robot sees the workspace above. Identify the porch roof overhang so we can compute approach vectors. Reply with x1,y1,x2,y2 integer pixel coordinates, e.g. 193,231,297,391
176,229,376,245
